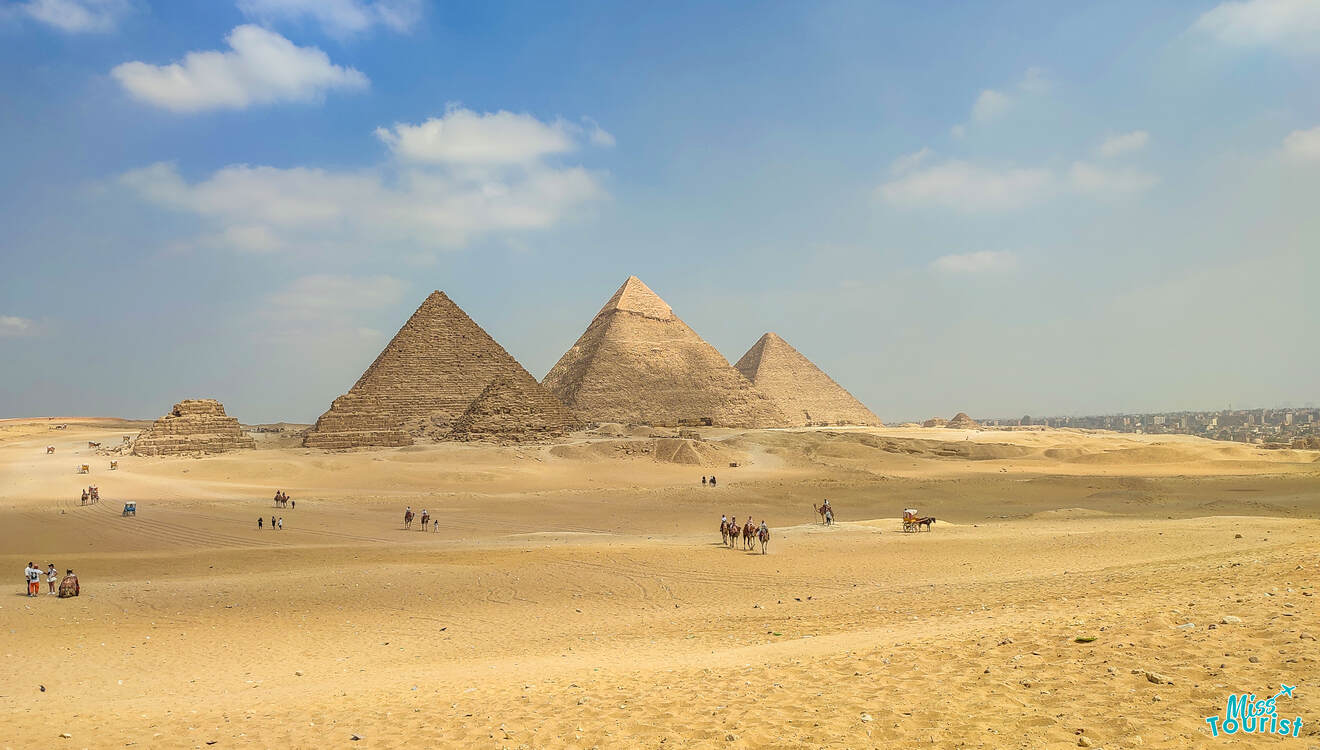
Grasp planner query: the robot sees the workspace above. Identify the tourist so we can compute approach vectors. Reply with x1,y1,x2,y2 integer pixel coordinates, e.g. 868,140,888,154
59,569,79,598
24,562,39,597
46,563,57,595
290,500,295,510
709,475,717,487
702,476,707,485
81,489,88,505
277,517,283,530
258,517,263,529
271,515,276,529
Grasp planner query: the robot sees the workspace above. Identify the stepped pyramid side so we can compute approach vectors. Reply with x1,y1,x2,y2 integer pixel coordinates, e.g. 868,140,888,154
733,333,882,427
133,399,256,456
541,276,789,428
448,374,579,442
946,412,980,429
305,291,579,448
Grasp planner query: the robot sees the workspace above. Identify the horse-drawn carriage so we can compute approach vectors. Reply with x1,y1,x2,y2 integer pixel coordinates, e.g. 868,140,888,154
902,508,935,532
122,502,136,517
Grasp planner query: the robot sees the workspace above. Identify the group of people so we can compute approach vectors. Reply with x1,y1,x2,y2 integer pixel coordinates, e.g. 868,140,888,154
258,515,285,530
719,514,770,553
79,486,99,505
700,475,718,486
273,490,294,509
24,562,78,597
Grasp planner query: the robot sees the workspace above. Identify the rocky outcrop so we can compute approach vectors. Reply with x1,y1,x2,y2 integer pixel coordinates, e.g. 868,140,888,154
132,399,255,456
541,276,788,428
304,291,578,448
733,332,881,427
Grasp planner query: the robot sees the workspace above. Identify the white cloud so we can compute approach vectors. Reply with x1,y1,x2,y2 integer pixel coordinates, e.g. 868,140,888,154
890,147,933,175
931,251,1018,274
119,109,609,256
10,0,130,33
583,117,616,148
375,108,579,165
1018,66,1052,95
1097,130,1150,158
1193,0,1320,53
237,0,422,36
971,89,1011,123
1283,125,1320,160
1068,161,1160,197
877,160,1054,212
110,25,368,113
0,315,38,337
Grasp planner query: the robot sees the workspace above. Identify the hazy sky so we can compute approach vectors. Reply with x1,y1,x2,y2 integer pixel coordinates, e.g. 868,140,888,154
1,0,1317,424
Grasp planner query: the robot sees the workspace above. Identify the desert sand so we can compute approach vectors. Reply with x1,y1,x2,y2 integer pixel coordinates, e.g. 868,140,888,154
1,419,1318,748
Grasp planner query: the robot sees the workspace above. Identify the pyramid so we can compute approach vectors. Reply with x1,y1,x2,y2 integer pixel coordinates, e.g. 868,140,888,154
304,292,579,448
946,412,980,429
733,333,882,427
448,375,575,442
541,276,789,428
133,399,255,456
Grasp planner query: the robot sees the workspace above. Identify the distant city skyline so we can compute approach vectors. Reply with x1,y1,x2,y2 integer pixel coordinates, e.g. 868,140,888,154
2,1,1317,424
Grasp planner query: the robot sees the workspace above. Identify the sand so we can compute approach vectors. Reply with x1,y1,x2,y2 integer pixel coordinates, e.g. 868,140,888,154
1,419,1318,748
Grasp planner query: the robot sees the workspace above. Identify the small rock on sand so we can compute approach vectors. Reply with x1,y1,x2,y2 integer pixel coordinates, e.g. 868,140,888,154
1078,736,1093,747
1248,656,1260,663
1144,671,1172,685
1221,616,1242,624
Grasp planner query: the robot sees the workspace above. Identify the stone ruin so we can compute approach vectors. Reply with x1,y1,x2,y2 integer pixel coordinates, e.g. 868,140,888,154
734,332,882,427
132,399,255,456
304,291,579,448
541,276,789,428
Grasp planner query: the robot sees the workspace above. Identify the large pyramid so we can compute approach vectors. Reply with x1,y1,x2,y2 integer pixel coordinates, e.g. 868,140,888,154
304,292,579,448
541,276,789,428
734,333,882,427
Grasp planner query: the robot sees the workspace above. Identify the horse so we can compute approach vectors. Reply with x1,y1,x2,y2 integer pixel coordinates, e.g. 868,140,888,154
758,525,769,554
403,509,414,529
742,521,754,550
917,516,936,531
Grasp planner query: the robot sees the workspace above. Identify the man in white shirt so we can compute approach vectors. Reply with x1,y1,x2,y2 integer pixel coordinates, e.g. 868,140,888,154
25,563,39,597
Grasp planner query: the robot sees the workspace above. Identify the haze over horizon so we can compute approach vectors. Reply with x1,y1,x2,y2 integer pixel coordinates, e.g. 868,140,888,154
2,0,1317,424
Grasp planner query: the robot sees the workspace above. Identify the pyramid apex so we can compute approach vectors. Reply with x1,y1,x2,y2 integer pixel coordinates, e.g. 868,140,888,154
597,275,673,320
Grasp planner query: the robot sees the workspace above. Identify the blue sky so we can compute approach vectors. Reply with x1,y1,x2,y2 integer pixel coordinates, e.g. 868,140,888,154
1,0,1317,423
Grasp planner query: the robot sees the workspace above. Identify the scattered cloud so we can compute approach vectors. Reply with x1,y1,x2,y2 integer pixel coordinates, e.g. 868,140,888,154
267,274,406,320
971,89,1011,123
0,315,39,337
952,67,1051,136
877,160,1054,212
1282,125,1320,161
1068,161,1160,197
1097,130,1150,158
889,147,933,175
931,251,1018,274
8,0,131,33
375,108,579,165
1193,0,1320,53
237,0,422,36
583,117,616,148
120,109,609,255
110,25,368,113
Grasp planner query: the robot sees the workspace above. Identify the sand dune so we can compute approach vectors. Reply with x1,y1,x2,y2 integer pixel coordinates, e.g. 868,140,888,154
1,421,1318,747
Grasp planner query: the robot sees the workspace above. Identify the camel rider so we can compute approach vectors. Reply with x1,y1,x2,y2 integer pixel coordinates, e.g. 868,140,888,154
759,520,768,536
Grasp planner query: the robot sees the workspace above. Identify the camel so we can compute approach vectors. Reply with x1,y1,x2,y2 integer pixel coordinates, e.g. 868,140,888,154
420,510,430,531
727,518,738,549
758,525,769,554
742,521,754,550
720,519,729,546
403,509,414,530
813,503,835,526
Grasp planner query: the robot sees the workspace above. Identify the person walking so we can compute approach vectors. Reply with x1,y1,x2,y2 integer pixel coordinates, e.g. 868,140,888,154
277,517,283,530
46,563,58,595
271,515,276,529
258,517,263,529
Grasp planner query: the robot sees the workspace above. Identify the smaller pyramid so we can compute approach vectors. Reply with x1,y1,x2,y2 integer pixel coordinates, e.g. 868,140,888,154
133,399,255,456
733,333,881,427
946,412,979,429
448,375,578,441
